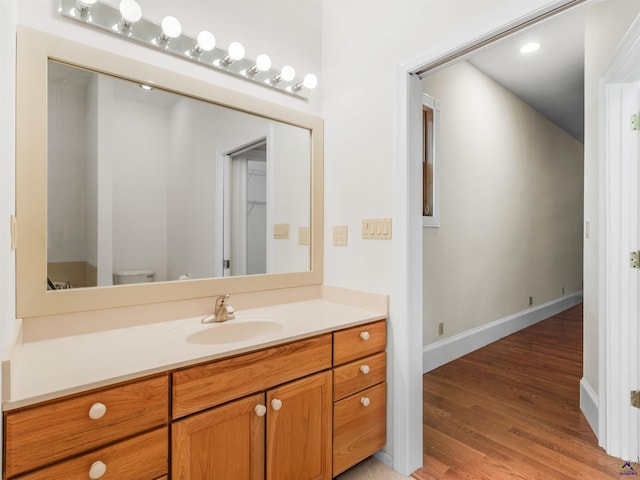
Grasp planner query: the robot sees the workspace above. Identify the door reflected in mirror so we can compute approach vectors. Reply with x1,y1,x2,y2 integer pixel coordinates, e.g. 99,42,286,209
47,60,311,289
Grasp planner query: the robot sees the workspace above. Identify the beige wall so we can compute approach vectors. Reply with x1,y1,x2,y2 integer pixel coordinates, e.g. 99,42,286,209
583,0,640,394
421,61,584,346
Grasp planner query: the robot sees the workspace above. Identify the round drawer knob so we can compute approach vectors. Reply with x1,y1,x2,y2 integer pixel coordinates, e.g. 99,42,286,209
89,460,107,479
255,404,267,417
271,398,283,411
360,365,370,374
88,402,107,420
360,331,370,341
361,397,371,407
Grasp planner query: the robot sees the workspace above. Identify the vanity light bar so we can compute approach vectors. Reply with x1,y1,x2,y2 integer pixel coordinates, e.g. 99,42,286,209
59,0,318,99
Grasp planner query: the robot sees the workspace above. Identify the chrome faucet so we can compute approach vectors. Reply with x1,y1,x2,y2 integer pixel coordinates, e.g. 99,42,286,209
201,294,236,324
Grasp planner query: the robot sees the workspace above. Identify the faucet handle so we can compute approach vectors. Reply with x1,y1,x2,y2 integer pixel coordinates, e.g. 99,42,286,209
216,293,230,306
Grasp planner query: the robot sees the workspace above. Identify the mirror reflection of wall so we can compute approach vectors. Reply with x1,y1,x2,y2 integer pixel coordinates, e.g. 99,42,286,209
46,61,311,289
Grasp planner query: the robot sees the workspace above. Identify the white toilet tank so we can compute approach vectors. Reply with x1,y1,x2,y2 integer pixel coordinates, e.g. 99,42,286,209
113,269,155,285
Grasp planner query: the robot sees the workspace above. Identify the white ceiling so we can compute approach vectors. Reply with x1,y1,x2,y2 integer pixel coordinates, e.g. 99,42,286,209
468,8,586,142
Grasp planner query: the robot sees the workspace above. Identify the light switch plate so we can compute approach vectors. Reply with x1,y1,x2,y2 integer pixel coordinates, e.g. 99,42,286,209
274,223,290,239
333,225,348,246
362,218,392,239
298,227,310,245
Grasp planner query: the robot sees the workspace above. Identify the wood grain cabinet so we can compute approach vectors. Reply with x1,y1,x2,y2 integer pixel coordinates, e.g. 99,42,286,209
171,334,333,480
332,321,387,477
3,319,387,480
3,375,169,480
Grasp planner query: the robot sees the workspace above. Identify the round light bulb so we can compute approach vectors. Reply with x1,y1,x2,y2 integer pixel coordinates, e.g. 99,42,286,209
227,42,245,61
75,0,97,13
161,16,182,39
280,65,296,82
302,73,318,89
196,31,216,52
119,0,142,24
520,42,540,54
255,54,272,72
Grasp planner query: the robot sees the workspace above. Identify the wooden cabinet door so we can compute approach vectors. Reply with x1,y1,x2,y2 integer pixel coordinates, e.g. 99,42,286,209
266,371,332,480
172,393,265,480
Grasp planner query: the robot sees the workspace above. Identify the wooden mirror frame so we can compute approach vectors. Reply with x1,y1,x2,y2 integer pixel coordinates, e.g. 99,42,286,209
15,27,323,318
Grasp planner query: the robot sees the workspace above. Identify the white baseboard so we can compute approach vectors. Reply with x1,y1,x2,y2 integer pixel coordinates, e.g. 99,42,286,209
423,292,583,373
373,449,393,468
580,377,599,437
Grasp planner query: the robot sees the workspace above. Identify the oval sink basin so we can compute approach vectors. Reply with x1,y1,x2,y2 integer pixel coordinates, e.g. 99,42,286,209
186,321,284,345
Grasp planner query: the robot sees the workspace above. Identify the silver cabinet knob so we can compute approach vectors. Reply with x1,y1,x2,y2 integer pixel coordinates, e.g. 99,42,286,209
89,460,107,479
360,397,371,407
360,331,370,341
255,404,267,417
88,402,107,420
271,398,283,411
360,365,370,374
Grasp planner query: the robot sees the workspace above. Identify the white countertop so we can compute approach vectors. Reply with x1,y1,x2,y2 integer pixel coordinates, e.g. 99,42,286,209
4,299,386,410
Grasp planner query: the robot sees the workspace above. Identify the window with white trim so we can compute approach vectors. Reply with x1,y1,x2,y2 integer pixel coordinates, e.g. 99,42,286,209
422,93,440,227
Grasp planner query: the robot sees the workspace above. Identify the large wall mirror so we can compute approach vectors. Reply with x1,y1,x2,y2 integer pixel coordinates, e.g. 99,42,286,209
16,27,323,318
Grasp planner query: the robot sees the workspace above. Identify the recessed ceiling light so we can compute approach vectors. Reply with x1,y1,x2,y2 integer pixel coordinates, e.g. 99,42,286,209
520,42,540,54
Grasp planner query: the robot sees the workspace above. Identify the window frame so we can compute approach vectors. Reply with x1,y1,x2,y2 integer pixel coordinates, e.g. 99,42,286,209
422,93,440,228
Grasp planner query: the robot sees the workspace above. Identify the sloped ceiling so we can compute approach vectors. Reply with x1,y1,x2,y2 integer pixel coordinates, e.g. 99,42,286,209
469,8,586,142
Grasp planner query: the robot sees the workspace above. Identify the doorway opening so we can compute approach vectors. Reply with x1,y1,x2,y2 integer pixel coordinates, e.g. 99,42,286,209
223,139,268,277
393,0,594,475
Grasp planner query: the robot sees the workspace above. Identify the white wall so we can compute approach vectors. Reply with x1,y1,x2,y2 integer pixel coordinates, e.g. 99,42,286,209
167,98,194,281
421,61,584,346
583,0,640,397
112,96,170,280
271,122,312,273
47,75,89,263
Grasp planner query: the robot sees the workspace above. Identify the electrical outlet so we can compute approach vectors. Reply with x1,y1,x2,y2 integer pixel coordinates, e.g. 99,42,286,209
333,225,348,246
274,223,289,239
438,322,444,336
529,296,533,306
298,227,310,245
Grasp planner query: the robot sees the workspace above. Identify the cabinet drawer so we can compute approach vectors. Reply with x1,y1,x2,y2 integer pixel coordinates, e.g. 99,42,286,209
13,427,168,480
5,375,169,478
172,334,332,418
333,320,386,366
333,352,385,401
333,382,386,477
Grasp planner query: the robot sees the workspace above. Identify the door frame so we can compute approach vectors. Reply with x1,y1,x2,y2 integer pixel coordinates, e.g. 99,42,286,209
599,13,640,462
215,132,272,278
393,0,597,474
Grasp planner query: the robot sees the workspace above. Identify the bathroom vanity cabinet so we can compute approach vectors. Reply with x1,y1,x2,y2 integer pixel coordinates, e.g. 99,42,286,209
332,321,387,476
3,320,386,480
171,334,333,480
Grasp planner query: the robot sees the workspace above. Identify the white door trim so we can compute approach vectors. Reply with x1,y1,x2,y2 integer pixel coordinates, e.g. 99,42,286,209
215,131,271,278
599,13,640,461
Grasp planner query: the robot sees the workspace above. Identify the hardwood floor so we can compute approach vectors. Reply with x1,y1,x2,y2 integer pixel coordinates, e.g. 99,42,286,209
413,304,626,480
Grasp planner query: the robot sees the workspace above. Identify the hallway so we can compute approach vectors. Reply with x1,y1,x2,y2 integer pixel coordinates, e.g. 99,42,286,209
413,304,626,479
